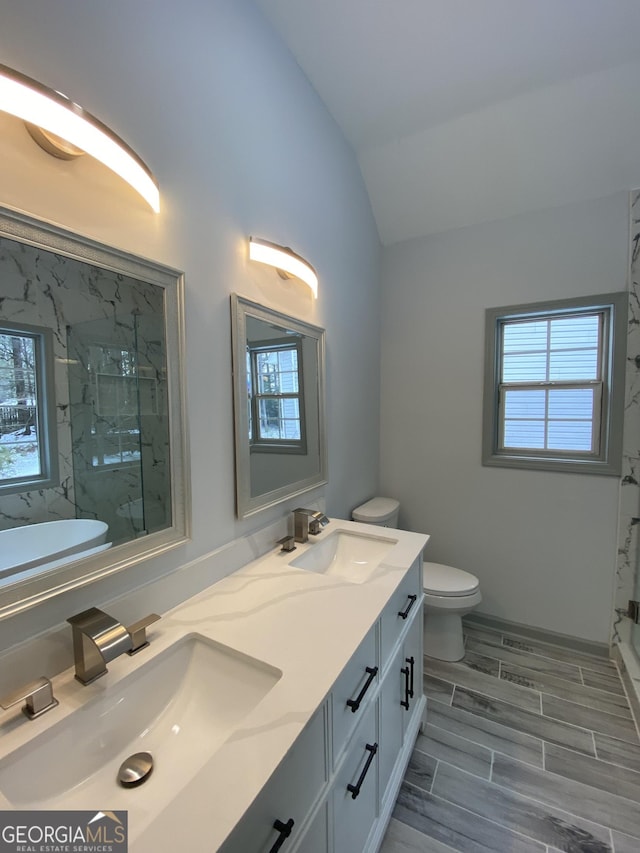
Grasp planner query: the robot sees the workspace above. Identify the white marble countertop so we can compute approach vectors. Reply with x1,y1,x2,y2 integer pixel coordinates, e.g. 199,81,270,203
0,519,428,852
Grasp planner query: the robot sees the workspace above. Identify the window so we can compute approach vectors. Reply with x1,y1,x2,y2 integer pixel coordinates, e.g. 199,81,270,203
0,323,58,493
482,293,627,475
247,337,306,454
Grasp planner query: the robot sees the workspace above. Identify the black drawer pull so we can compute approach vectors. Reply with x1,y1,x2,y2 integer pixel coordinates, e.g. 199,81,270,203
269,818,294,853
401,655,415,709
398,594,417,620
401,663,410,709
347,742,378,800
407,655,415,699
346,666,378,713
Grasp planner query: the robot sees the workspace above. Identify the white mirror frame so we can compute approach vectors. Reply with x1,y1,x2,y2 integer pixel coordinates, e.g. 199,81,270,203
231,294,327,519
0,205,190,619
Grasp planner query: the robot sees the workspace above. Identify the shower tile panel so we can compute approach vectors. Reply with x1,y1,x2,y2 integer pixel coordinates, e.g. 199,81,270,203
614,189,640,647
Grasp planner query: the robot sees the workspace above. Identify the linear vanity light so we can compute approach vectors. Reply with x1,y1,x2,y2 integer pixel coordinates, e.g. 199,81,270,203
0,63,160,212
249,237,318,298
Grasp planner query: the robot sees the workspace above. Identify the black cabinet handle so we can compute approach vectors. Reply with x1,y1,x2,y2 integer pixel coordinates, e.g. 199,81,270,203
401,663,410,709
401,655,416,709
398,594,417,620
347,742,378,800
346,666,378,713
407,655,415,699
269,818,294,853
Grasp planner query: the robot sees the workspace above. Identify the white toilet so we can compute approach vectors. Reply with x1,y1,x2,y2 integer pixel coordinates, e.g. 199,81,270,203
351,497,482,662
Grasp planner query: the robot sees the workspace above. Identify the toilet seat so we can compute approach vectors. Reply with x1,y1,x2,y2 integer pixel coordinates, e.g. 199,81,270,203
423,561,479,597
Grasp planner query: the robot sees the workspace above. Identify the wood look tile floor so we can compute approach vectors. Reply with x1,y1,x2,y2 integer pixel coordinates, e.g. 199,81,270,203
379,623,640,853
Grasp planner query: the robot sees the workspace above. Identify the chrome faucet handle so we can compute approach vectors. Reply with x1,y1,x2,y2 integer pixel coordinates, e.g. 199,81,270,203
277,535,296,553
0,676,58,720
127,613,161,655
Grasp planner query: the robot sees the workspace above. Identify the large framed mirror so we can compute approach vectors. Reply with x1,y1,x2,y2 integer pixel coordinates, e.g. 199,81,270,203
231,294,327,518
0,206,190,619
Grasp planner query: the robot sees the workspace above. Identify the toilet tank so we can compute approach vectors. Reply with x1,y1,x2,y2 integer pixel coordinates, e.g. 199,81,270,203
351,497,400,528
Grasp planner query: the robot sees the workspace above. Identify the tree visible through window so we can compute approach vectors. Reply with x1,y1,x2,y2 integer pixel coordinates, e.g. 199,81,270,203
0,325,57,490
483,293,626,475
247,337,306,453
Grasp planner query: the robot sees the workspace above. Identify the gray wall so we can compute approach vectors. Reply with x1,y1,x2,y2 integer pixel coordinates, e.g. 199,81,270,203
380,192,628,644
0,0,381,651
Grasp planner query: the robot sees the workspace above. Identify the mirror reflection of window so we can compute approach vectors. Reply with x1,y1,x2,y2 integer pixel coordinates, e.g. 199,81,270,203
247,336,307,454
0,324,57,493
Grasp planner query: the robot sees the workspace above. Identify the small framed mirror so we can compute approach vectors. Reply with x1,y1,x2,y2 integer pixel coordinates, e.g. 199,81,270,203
231,294,327,518
0,206,190,618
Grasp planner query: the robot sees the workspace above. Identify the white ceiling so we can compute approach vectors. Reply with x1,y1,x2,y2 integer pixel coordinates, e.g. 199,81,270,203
255,0,640,244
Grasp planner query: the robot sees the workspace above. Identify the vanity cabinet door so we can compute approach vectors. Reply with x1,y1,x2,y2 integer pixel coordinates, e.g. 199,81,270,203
400,608,423,740
291,802,328,853
219,705,327,853
378,643,405,801
379,558,422,672
331,623,378,766
332,700,379,853
379,603,424,808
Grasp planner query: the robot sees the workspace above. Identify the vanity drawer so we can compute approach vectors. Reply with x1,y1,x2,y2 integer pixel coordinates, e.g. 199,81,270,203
331,623,378,766
219,703,327,853
332,699,379,853
379,557,422,671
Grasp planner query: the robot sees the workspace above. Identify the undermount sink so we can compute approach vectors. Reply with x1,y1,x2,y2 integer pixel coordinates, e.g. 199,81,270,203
0,634,281,823
289,530,397,583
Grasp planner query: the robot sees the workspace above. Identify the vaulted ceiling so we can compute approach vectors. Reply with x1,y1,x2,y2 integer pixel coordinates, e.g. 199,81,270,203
256,0,640,244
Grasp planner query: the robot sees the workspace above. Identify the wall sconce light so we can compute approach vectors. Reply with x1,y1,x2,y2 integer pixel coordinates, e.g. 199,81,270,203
249,237,318,298
0,63,160,212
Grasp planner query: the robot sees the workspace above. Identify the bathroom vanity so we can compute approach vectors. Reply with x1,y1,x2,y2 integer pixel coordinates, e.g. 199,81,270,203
0,520,427,852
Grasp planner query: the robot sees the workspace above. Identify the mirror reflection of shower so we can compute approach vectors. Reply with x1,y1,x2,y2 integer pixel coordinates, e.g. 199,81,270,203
67,311,171,545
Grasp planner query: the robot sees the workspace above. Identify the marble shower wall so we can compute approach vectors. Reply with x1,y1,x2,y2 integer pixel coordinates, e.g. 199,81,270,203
0,234,168,542
613,190,640,648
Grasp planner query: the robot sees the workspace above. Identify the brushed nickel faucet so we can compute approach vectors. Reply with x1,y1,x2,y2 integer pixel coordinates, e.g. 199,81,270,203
0,676,58,720
67,607,160,685
293,508,329,543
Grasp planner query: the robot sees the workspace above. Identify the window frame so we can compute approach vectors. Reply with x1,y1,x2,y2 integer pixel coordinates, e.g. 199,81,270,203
0,320,59,495
247,335,307,456
482,292,627,475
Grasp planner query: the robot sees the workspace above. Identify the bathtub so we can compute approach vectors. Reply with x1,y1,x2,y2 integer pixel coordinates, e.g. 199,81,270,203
0,519,109,580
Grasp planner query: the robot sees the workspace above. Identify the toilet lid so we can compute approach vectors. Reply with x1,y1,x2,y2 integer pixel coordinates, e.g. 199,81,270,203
352,497,400,524
423,561,479,596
